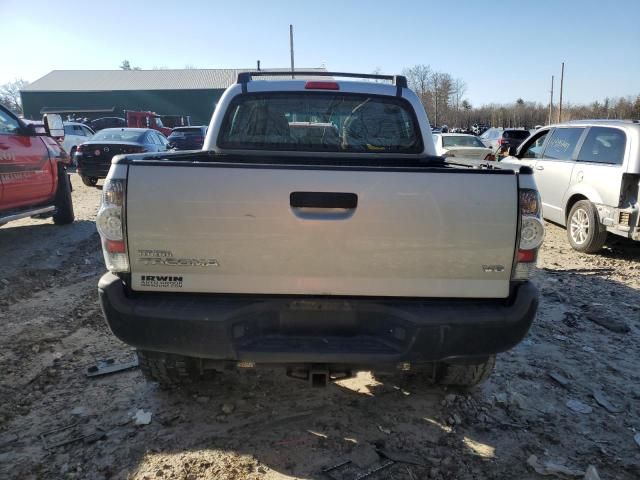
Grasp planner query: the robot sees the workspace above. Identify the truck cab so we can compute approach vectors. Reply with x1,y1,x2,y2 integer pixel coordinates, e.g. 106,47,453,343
0,106,74,227
125,111,172,137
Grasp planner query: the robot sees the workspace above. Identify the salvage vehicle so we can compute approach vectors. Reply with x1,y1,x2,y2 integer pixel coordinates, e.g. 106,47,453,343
167,126,207,150
63,122,95,166
75,128,169,187
125,111,173,137
97,71,543,388
0,106,74,227
433,133,494,160
502,120,640,252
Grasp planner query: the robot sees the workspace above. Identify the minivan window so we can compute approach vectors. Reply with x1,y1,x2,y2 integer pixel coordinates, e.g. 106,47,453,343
577,127,626,165
503,130,530,140
521,130,550,159
218,92,422,154
542,128,584,161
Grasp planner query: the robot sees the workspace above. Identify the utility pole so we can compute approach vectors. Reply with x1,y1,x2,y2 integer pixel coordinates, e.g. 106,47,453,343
558,62,564,123
548,75,554,125
289,25,295,79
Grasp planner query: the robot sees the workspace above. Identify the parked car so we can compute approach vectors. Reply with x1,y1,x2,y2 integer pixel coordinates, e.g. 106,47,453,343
89,117,126,132
0,106,74,227
63,122,95,161
75,128,169,187
480,128,531,151
167,126,208,150
96,71,543,390
502,119,640,252
433,133,494,160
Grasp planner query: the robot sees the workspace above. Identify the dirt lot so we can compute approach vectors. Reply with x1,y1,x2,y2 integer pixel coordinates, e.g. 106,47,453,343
1,175,639,480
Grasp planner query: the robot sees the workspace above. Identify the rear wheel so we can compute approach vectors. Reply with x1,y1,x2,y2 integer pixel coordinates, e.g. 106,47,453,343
567,200,607,253
53,167,74,225
81,175,99,187
137,350,213,387
436,355,496,387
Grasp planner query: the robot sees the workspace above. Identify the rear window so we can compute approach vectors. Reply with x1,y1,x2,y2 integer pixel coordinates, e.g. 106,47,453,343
218,92,422,154
503,130,530,140
92,129,144,142
171,128,202,135
442,136,485,148
577,127,626,165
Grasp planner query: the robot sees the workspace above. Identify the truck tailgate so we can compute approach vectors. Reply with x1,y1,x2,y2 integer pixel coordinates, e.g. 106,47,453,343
126,164,518,298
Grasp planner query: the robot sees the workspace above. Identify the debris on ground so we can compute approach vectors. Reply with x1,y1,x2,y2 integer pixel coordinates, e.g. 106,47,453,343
566,399,593,414
133,409,152,425
221,403,235,414
592,388,624,413
526,454,585,477
584,310,630,333
584,465,601,480
85,357,139,377
549,372,571,388
349,443,381,468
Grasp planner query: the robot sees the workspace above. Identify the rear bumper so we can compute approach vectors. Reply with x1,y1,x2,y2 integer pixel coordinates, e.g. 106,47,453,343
76,156,112,178
99,273,538,366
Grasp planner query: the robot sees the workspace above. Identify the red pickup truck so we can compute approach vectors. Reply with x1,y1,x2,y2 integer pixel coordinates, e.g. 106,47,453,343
0,105,74,227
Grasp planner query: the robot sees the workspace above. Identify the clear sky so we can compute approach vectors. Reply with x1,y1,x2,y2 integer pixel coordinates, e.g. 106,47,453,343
3,0,639,106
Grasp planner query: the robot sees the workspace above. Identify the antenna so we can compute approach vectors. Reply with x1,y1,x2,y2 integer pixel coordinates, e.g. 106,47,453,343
289,25,295,79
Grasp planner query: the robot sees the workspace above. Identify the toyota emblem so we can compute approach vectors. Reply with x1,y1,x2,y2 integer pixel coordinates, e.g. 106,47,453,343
103,147,110,152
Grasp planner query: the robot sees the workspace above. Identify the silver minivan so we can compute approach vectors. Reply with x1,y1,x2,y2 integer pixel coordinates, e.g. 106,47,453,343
503,120,640,252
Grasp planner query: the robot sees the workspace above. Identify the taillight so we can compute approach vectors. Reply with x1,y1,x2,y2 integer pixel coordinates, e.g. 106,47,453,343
96,179,129,272
304,81,340,90
127,146,146,153
498,138,506,145
512,189,544,281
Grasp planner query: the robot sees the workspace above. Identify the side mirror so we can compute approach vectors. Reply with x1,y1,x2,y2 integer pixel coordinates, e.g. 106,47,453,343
508,146,518,157
43,114,65,139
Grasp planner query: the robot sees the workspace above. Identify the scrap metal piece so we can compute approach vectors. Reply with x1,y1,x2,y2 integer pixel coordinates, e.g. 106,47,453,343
85,357,139,377
40,423,106,450
353,460,395,480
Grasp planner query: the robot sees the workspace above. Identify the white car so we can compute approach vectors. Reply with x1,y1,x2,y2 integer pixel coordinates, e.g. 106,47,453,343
433,133,494,160
62,122,95,158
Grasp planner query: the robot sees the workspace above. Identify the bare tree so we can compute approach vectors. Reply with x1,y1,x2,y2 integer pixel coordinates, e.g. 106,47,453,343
0,79,29,115
403,64,432,108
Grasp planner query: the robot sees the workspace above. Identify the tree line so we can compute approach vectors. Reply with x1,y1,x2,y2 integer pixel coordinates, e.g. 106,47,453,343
402,64,640,129
2,64,640,125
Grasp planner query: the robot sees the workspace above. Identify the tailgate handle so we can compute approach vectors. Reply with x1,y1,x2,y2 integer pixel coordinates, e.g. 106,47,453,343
290,192,358,209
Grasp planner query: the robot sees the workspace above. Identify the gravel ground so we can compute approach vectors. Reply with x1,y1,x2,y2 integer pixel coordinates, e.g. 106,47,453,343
0,175,639,480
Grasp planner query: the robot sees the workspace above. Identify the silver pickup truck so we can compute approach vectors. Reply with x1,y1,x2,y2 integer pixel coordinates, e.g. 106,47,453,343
97,72,543,388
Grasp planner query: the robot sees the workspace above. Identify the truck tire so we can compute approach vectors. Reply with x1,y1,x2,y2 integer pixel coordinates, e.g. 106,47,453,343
137,350,212,387
436,355,496,387
566,200,607,253
53,167,75,225
81,175,98,187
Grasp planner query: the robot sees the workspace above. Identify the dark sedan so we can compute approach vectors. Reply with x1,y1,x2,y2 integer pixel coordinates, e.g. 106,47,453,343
167,126,208,150
75,128,168,187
